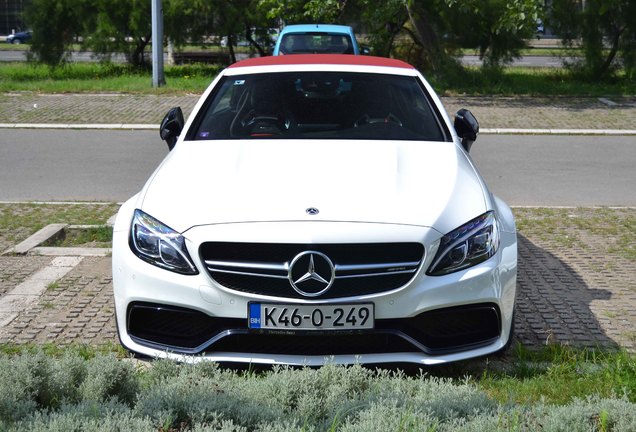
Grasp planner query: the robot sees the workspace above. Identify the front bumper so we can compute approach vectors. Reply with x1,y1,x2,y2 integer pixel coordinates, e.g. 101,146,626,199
112,207,517,365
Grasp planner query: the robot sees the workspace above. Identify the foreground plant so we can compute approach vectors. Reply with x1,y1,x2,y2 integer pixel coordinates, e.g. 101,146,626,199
0,347,635,431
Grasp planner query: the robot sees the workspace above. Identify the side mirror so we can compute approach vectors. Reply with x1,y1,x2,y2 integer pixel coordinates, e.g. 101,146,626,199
454,108,479,153
160,107,184,151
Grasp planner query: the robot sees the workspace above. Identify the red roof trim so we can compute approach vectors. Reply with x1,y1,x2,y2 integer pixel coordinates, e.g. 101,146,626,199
228,54,413,69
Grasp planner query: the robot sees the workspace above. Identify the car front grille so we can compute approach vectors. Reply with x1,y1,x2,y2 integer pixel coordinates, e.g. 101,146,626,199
199,242,425,299
126,302,501,357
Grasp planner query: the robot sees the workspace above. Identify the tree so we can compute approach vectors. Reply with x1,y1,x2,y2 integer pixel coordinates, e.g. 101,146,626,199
80,0,152,67
165,0,278,63
24,0,83,66
25,0,152,68
260,0,349,25
355,0,541,73
551,0,636,79
356,0,409,57
447,0,541,69
403,0,452,72
24,0,548,74
163,0,214,49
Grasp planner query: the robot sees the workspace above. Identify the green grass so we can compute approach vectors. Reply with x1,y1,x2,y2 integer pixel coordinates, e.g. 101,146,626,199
43,225,113,248
0,202,119,232
1,60,634,96
0,43,33,51
0,341,128,358
430,66,636,96
476,344,636,405
0,202,120,251
0,62,219,94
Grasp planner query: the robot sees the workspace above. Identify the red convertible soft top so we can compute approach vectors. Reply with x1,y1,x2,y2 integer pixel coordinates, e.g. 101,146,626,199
228,54,414,70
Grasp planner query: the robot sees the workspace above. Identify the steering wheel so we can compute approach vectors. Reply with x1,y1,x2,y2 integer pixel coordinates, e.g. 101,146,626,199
242,114,279,128
242,113,287,136
354,113,403,128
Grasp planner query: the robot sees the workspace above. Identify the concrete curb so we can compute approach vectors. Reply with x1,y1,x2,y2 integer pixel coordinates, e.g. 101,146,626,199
1,123,636,135
1,223,113,258
481,128,636,136
5,224,67,255
0,123,158,130
29,247,111,257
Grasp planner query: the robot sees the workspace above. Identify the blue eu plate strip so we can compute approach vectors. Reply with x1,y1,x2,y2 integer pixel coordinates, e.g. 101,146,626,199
249,303,261,328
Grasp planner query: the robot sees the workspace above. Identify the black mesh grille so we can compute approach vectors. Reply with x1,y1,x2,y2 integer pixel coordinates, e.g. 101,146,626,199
127,302,242,349
384,303,501,352
199,242,424,299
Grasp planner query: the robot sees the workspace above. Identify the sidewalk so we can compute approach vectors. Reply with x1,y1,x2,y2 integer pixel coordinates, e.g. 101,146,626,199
1,92,635,132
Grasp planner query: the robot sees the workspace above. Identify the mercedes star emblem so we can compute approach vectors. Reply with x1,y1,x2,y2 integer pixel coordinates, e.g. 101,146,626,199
288,251,335,297
306,207,319,215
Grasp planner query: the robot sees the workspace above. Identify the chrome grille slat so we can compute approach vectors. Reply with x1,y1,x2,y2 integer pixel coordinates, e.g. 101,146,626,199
205,267,289,280
335,269,418,279
205,260,288,279
335,261,421,272
204,260,288,272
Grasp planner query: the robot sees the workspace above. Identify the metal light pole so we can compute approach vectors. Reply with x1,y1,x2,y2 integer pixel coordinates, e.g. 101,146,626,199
151,0,165,87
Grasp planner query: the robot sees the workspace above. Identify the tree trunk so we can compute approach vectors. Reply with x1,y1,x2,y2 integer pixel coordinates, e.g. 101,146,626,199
130,35,150,68
405,1,443,70
227,34,237,64
245,23,266,57
599,25,625,77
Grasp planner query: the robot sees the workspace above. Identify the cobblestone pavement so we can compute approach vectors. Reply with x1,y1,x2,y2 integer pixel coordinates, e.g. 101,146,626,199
0,257,116,345
0,208,634,354
1,92,635,130
443,96,636,130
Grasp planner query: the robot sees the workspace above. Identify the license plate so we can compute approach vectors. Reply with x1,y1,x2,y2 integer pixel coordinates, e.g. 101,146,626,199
248,303,374,330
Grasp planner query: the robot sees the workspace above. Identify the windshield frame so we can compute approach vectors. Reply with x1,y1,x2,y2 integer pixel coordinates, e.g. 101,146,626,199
185,70,452,142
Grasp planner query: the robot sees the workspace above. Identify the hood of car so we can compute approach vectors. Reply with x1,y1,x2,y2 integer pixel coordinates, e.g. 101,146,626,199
139,140,487,234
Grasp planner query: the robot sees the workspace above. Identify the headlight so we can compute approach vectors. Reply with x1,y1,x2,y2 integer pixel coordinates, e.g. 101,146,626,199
129,209,198,275
427,211,499,276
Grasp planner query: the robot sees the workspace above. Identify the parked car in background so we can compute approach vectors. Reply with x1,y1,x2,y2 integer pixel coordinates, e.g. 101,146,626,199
273,24,360,55
6,30,31,44
112,54,517,366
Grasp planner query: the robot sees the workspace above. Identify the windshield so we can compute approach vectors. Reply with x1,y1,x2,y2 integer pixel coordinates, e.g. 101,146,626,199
187,72,448,141
279,33,354,54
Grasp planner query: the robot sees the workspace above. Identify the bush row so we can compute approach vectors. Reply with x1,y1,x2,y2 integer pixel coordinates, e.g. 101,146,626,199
1,351,635,431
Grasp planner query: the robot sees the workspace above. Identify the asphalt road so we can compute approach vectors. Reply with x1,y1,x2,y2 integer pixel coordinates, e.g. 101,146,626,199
460,55,566,68
471,134,636,207
1,129,635,206
0,49,128,63
0,129,164,202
